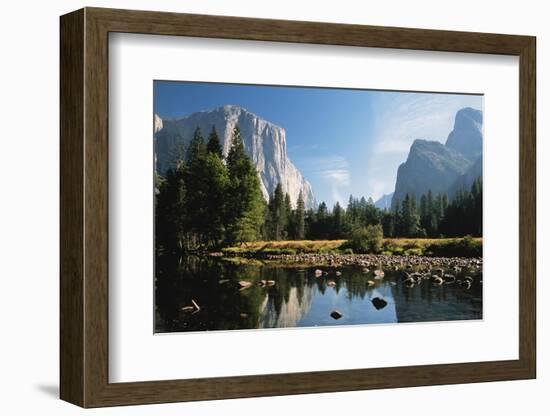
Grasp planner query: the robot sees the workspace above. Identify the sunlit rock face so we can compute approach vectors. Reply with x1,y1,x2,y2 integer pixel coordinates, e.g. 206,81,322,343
154,105,315,209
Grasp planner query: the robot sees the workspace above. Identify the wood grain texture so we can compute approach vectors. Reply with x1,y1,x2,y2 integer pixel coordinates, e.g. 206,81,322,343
59,7,537,408
59,8,84,407
518,38,537,376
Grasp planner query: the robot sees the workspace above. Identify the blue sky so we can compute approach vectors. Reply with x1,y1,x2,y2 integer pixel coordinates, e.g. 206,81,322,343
154,81,482,207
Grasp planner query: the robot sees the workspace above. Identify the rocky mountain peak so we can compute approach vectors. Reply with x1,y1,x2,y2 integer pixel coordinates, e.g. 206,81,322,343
445,107,483,161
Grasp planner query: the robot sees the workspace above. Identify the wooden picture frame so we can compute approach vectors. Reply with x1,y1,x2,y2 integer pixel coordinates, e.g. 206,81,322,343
60,7,536,408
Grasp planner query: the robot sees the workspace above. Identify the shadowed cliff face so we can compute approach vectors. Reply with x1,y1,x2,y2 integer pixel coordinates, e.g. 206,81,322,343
392,140,471,206
391,107,483,207
445,107,483,161
154,105,315,209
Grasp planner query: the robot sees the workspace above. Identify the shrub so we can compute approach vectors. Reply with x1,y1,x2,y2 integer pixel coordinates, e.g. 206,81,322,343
392,246,404,255
404,248,424,256
426,235,482,257
259,247,297,255
347,225,384,254
221,247,247,255
403,240,422,250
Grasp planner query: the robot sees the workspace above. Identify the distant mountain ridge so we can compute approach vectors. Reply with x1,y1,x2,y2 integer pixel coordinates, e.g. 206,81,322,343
154,105,315,209
374,192,394,210
391,107,483,208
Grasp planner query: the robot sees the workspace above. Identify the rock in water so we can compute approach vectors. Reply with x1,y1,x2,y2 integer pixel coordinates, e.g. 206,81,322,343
371,297,388,310
433,276,444,285
238,281,253,289
374,270,385,279
330,310,343,320
155,105,315,209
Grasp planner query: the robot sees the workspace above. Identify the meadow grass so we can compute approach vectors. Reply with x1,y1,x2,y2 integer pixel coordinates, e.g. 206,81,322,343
222,237,482,257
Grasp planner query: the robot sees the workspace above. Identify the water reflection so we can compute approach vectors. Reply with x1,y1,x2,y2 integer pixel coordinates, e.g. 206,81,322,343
155,255,482,333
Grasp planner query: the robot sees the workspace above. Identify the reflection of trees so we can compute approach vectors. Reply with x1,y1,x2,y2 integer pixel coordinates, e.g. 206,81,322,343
155,256,482,332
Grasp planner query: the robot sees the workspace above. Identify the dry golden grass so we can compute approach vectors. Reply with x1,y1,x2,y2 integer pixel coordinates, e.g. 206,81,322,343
224,237,482,256
237,240,346,251
384,237,482,248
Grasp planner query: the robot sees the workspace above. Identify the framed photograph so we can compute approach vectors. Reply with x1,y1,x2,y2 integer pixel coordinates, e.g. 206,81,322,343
60,7,536,408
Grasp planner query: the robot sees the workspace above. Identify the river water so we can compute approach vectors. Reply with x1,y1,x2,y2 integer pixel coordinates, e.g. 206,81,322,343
155,256,482,333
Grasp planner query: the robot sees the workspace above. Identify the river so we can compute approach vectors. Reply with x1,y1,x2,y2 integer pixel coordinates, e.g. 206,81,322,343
155,255,482,333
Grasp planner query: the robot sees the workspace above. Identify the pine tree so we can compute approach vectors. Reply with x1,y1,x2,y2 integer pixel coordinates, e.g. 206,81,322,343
437,179,482,237
184,127,209,247
400,193,422,237
381,210,395,237
332,202,344,238
364,196,379,226
269,183,285,240
316,202,328,239
225,126,265,243
420,194,429,233
284,193,292,239
346,195,357,230
472,177,482,236
202,152,229,246
426,190,437,236
442,193,449,213
295,191,305,240
187,127,206,163
155,158,187,253
206,125,223,157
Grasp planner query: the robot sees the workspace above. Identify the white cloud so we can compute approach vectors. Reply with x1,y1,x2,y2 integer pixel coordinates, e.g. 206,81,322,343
321,169,350,186
373,93,481,156
300,155,351,206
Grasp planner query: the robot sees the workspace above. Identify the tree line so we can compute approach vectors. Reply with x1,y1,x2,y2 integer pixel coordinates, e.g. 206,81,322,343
303,179,482,240
156,124,482,253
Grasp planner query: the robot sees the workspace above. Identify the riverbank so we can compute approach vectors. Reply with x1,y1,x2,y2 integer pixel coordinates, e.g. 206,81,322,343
221,237,482,258
220,252,482,271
